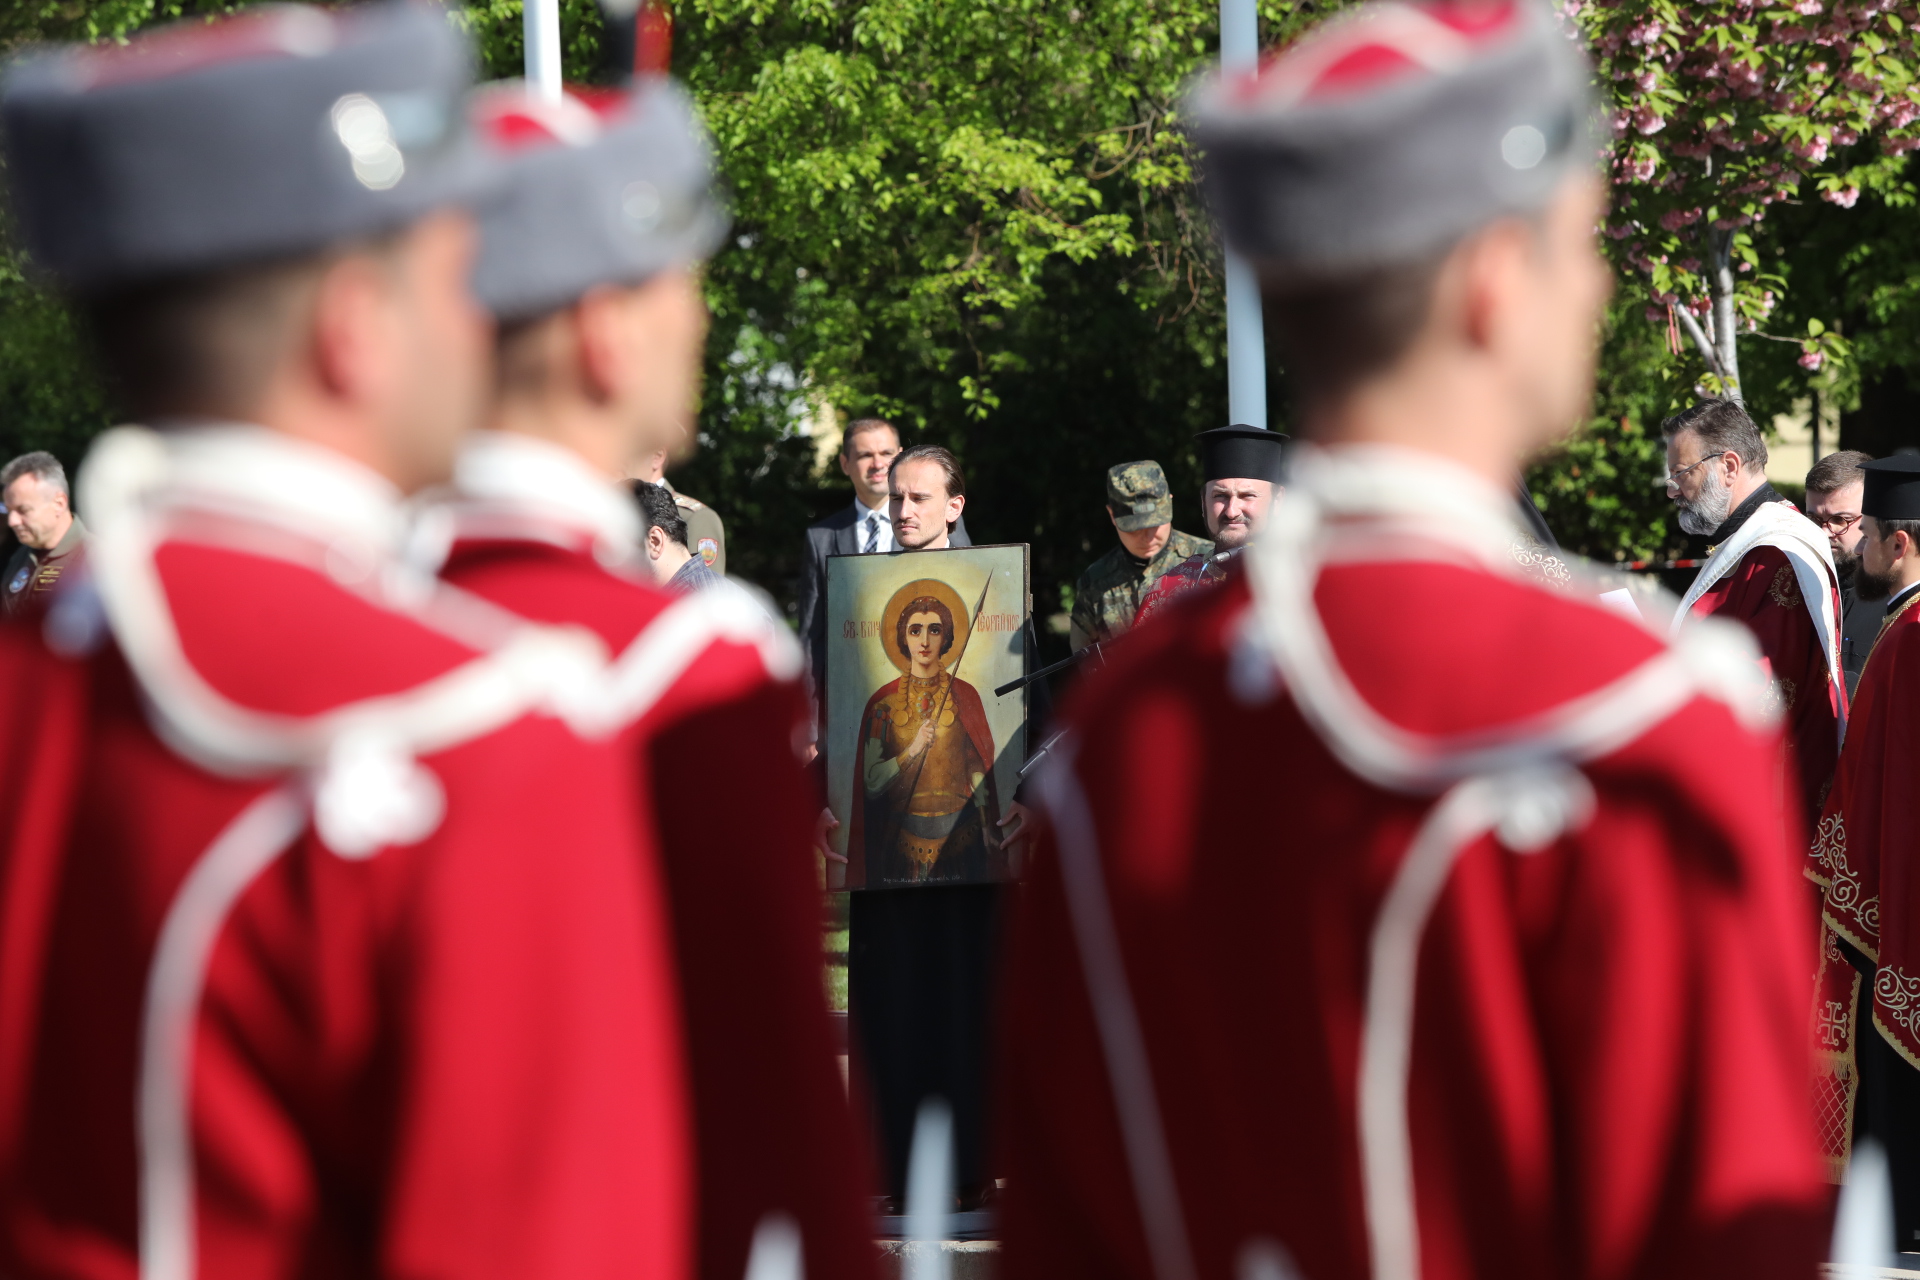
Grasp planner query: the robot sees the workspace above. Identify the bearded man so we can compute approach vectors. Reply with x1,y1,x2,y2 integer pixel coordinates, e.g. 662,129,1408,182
1807,449,1879,696
1666,396,1844,818
1133,425,1287,626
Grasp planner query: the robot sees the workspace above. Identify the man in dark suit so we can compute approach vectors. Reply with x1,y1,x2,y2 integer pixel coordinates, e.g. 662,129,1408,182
797,417,970,698
1807,448,1879,696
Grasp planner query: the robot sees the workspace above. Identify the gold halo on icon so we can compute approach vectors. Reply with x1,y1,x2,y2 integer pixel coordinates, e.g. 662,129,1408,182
879,577,972,675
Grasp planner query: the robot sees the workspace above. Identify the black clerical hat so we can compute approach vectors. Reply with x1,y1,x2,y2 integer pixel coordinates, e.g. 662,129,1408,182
1863,454,1920,520
1197,425,1288,484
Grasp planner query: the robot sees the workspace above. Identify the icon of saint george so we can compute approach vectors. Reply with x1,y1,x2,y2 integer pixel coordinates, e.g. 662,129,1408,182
847,584,1001,885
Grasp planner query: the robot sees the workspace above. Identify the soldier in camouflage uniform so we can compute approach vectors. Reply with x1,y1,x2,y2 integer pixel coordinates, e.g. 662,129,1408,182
1068,460,1211,651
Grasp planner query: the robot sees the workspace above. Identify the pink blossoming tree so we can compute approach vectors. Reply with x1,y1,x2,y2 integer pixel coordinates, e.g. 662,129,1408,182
1574,0,1920,399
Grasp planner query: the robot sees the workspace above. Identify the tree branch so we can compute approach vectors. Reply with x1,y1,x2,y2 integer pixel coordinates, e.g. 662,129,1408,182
1674,304,1727,381
1710,228,1742,400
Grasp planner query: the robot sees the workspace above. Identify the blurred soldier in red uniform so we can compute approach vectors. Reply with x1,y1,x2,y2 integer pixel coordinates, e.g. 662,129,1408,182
1809,456,1920,1243
998,4,1830,1279
0,10,692,1279
419,84,876,1280
1666,397,1845,819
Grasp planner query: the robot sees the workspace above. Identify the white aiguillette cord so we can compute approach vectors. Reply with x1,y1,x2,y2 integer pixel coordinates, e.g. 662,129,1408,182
1036,444,1754,1280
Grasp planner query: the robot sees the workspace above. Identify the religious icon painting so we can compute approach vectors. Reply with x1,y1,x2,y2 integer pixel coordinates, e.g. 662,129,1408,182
823,543,1030,890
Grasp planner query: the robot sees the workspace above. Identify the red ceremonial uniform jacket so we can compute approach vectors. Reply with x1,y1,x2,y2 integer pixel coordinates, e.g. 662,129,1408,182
428,432,876,1280
1809,582,1920,1162
999,446,1828,1280
0,426,691,1280
1678,497,1845,820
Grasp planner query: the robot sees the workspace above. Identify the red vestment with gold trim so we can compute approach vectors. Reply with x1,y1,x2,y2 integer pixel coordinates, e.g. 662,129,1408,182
1688,544,1843,818
0,428,691,1280
1809,586,1920,1177
998,447,1829,1280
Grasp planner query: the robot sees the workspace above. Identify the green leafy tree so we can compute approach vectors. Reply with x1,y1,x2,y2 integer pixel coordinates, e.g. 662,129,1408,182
9,0,1920,616
1577,0,1920,396
665,0,1250,629
1524,0,1920,564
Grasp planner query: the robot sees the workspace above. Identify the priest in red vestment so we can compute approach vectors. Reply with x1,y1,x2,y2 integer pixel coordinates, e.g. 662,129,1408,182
997,5,1831,1279
423,84,877,1280
1665,397,1845,819
1808,454,1920,1245
0,13,693,1279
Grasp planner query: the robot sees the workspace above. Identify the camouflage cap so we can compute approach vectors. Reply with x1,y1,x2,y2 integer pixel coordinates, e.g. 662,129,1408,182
1106,460,1173,531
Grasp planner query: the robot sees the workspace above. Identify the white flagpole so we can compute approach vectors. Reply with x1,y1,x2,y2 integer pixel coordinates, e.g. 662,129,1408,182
1220,0,1267,430
524,0,563,102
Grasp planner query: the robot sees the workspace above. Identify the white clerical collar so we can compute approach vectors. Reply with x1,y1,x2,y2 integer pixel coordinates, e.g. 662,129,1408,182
1890,579,1920,615
156,423,410,562
452,431,643,553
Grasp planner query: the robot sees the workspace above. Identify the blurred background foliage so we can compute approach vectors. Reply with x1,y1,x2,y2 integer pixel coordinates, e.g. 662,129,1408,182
4,0,1920,661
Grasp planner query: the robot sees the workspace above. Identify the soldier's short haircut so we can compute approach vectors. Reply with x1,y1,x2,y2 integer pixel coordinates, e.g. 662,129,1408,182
77,234,400,423
842,417,899,456
631,480,688,548
1807,449,1873,497
895,595,956,661
493,309,562,398
889,444,966,501
0,451,68,498
1260,252,1450,403
1662,397,1769,474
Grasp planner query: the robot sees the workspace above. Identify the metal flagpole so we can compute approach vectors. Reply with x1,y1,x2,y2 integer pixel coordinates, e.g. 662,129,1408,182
524,0,563,102
1220,0,1267,429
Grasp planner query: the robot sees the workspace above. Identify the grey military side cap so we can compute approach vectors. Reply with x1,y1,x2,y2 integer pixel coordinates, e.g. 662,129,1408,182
470,79,729,322
1107,460,1173,531
1186,0,1600,275
1,3,488,296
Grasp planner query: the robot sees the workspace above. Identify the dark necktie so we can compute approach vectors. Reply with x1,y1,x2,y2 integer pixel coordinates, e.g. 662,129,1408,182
864,513,881,554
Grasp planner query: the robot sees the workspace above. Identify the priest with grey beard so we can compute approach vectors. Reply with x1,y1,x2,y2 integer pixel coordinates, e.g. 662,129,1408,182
1665,396,1846,818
